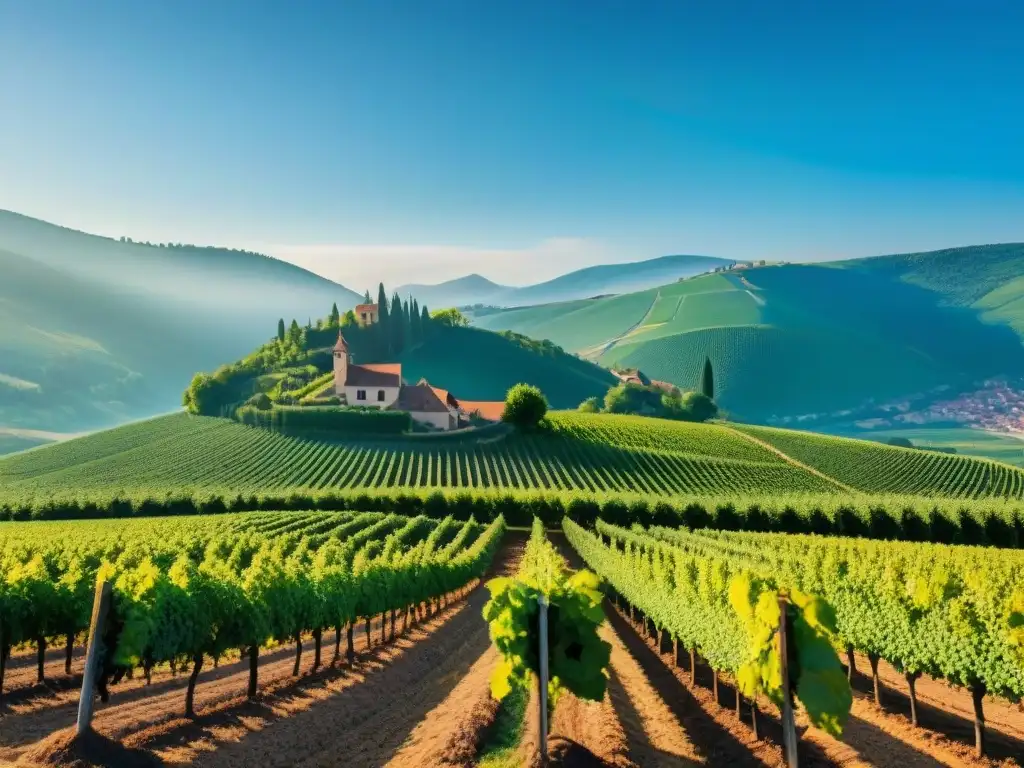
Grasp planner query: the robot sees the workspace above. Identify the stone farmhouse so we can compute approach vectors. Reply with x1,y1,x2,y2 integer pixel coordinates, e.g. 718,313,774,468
354,302,379,326
332,333,504,431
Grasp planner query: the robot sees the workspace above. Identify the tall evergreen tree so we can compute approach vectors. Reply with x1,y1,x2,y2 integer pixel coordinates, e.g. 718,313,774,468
376,283,391,354
277,318,286,343
363,289,372,303
701,357,715,400
410,298,421,343
404,297,414,345
421,305,431,336
391,292,405,354
289,319,302,345
329,302,340,327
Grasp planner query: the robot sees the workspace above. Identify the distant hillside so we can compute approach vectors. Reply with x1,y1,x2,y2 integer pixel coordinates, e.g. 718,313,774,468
398,253,732,309
473,258,1024,423
0,210,362,438
398,326,617,408
842,243,1024,338
395,274,509,310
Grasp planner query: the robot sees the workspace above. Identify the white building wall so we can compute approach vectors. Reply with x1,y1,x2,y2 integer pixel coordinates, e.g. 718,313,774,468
410,410,455,431
345,385,401,408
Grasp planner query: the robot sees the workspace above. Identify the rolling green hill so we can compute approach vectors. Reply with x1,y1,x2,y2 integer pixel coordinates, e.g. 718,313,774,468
473,253,1024,423
0,412,835,504
4,412,1024,542
0,210,362,439
398,326,617,408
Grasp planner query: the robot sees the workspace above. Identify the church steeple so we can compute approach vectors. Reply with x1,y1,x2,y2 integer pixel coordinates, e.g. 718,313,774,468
333,332,350,394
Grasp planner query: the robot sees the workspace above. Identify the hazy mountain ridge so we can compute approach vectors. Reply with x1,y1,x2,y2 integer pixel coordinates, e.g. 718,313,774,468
0,211,362,437
397,253,733,309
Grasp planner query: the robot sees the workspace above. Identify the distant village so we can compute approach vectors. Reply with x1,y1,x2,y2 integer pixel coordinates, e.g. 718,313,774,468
855,378,1024,435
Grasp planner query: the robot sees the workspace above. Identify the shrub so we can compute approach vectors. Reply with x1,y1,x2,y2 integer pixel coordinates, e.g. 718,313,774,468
246,392,273,410
236,405,410,435
578,396,600,413
679,391,718,422
501,383,548,430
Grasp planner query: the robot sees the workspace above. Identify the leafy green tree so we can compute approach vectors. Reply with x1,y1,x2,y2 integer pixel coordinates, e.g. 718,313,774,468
329,303,341,328
502,384,548,430
288,319,302,345
277,318,286,343
578,396,600,413
680,391,717,422
701,357,714,400
341,309,357,327
431,307,469,328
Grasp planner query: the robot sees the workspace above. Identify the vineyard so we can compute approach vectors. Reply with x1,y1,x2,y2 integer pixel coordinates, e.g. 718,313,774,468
5,411,1024,511
733,423,1024,498
0,412,837,501
2,508,1024,765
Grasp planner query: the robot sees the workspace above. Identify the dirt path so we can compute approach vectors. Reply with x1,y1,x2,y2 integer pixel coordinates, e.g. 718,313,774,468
589,290,661,359
382,645,500,767
723,425,856,493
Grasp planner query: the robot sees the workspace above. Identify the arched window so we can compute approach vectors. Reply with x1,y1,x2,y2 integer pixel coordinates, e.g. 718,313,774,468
377,389,386,401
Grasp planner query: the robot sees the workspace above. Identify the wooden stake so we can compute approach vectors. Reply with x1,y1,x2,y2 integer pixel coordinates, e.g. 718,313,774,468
76,580,112,737
778,594,798,768
538,595,550,768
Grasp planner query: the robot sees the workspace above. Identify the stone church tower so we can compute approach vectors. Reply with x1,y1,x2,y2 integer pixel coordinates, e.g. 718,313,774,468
333,332,351,395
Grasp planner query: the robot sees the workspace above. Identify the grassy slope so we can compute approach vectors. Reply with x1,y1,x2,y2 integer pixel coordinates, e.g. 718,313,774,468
475,256,1024,421
0,211,362,433
398,326,618,408
3,411,1024,505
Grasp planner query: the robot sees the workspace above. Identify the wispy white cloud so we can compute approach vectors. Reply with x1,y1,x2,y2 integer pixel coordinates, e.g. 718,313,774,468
251,237,612,291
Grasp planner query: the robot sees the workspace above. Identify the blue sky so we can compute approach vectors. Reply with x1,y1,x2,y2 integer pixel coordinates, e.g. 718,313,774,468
2,1,1023,290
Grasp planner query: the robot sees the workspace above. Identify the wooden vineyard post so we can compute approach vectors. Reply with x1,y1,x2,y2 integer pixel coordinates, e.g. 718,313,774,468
76,579,112,737
538,594,550,768
778,594,798,768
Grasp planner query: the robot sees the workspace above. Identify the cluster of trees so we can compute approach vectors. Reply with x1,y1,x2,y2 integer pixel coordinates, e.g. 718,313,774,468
185,283,455,417
578,357,717,423
580,382,717,423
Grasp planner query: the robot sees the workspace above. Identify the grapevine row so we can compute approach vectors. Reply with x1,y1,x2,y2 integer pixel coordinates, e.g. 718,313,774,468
563,517,853,739
0,511,504,715
638,524,1024,755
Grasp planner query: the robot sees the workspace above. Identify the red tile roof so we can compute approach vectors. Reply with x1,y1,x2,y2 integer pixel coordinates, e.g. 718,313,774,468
392,381,451,413
345,363,401,387
458,400,506,422
333,333,349,351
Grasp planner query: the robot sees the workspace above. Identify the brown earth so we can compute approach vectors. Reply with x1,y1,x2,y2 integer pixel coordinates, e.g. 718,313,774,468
2,536,524,768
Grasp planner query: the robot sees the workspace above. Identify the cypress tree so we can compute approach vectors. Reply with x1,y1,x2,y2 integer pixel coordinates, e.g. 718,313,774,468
329,302,340,327
410,298,421,343
701,357,714,400
277,318,286,343
421,305,431,336
390,291,405,354
376,283,391,354
363,289,372,303
289,319,302,344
